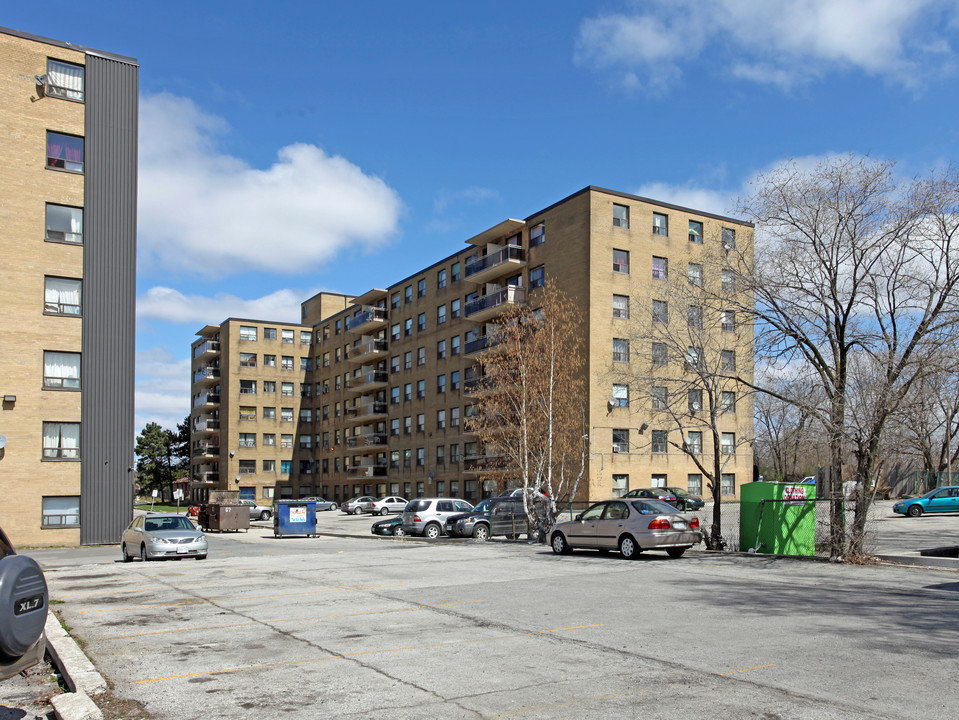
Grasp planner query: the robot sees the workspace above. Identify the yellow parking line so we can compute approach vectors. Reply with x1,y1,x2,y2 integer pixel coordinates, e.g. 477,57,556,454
100,601,484,640
135,624,603,684
79,585,404,614
719,664,775,675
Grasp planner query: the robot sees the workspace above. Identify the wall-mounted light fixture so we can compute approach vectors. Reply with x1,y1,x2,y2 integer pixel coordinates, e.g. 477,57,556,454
2,395,16,403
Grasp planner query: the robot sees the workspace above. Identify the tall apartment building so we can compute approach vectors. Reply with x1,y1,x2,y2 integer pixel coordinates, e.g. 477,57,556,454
0,28,138,546
190,187,753,505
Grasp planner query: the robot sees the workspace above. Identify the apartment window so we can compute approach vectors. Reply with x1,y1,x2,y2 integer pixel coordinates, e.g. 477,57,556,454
450,444,460,464
43,351,80,389
281,382,294,397
651,386,667,410
688,389,703,413
651,474,668,489
687,263,703,287
403,415,412,435
451,298,461,319
651,430,668,454
280,461,292,475
335,320,342,335
652,300,668,324
686,431,703,454
417,379,426,398
451,336,461,355
264,327,277,340
721,473,736,496
334,401,341,417
689,220,703,243
391,292,401,310
606,474,628,498
417,313,426,331
526,265,545,290
390,355,401,373
404,383,412,401
301,383,312,398
416,448,425,467
652,212,668,236
611,384,629,408
46,59,85,101
235,352,257,370
239,406,256,421
437,304,447,325
263,406,276,419
42,422,79,459
390,450,400,469
652,256,668,280
688,474,703,495
437,269,447,289
688,305,702,328
263,459,276,472
722,432,736,455
465,403,478,419
389,418,400,437
722,310,736,332
686,346,702,369
45,204,83,244
391,386,400,404
281,407,294,422
437,409,446,430
451,262,462,283
612,338,629,363
451,370,460,391
334,348,342,364
239,379,256,395
46,131,83,172
721,391,736,413
321,405,330,421
613,203,629,228
722,227,736,249
391,323,401,341
417,413,425,432
404,318,413,336
612,249,629,273
405,285,413,303
239,433,256,448
300,331,311,346
299,434,312,449
264,354,276,367
239,325,258,341
300,357,311,371
280,434,294,448
437,340,446,360
41,496,80,527
437,374,446,394
722,269,735,293
404,351,412,370
612,429,629,454
529,223,545,246
721,350,737,371
263,433,276,446
651,342,667,366
281,356,294,370
612,294,629,319
44,276,81,315
436,446,446,465
451,407,460,427
234,460,255,476
299,408,312,422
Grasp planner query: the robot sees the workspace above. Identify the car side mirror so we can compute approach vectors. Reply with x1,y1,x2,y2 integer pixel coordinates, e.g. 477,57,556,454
574,514,583,521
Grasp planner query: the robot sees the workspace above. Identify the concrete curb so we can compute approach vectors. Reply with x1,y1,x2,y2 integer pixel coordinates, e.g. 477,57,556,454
44,613,106,720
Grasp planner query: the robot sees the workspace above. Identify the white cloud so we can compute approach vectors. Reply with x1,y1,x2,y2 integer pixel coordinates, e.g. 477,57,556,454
576,0,954,93
634,182,736,217
433,186,501,214
138,93,403,277
137,286,312,325
135,347,191,432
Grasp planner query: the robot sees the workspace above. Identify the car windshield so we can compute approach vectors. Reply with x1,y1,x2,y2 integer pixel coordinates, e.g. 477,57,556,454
629,500,678,515
473,500,490,513
406,500,431,512
667,488,690,497
145,517,196,532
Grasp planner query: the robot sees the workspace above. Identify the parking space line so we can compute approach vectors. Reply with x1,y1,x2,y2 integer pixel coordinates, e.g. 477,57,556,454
134,624,604,684
99,600,484,640
718,664,775,675
79,585,404,614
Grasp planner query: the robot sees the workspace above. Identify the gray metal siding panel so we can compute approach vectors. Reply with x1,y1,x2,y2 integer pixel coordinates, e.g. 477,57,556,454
80,54,138,545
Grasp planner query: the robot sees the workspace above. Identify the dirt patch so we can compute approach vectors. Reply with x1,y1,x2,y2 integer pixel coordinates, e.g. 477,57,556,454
91,690,151,720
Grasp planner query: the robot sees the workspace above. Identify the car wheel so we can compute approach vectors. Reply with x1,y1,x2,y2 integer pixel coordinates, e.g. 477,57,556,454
619,535,641,560
666,547,687,558
424,523,442,539
195,555,207,561
907,505,923,517
472,524,490,541
551,532,572,555
121,543,132,563
259,510,271,521
330,504,337,511
380,508,389,516
394,526,406,537
140,544,149,562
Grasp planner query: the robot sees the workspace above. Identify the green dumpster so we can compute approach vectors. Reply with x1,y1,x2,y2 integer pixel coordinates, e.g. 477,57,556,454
740,481,817,556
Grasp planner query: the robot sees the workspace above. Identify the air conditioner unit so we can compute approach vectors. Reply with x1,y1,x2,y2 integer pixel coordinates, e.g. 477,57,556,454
691,402,702,411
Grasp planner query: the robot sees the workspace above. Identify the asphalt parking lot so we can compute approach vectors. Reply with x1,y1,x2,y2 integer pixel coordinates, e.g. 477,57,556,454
17,506,959,720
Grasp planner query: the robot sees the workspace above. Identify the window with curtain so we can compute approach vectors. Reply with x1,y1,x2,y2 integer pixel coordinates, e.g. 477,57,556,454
46,59,85,101
41,496,80,527
46,132,84,172
42,422,80,459
43,351,80,388
612,384,629,407
45,204,83,243
44,277,81,315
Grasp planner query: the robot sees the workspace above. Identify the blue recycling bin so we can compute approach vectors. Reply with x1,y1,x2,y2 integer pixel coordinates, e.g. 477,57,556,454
273,500,317,537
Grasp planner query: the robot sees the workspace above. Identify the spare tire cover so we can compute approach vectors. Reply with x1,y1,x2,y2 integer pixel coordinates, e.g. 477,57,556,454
0,554,48,658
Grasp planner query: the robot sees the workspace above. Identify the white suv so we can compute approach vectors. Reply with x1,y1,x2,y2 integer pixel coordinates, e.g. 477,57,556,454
402,498,474,539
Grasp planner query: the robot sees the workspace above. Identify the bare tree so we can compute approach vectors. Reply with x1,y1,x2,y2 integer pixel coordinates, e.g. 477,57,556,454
754,379,826,481
731,155,959,558
466,283,588,541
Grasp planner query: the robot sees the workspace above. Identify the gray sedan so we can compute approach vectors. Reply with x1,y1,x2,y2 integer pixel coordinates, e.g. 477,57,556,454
549,499,701,559
301,497,338,511
121,514,208,562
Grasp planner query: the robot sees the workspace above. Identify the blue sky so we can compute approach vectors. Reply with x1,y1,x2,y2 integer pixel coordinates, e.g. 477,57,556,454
7,0,959,432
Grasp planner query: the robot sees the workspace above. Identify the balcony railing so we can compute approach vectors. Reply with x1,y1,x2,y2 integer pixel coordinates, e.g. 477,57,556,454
193,418,220,433
193,366,220,384
465,285,526,321
346,401,389,419
346,434,388,449
347,464,389,479
347,338,389,362
192,443,220,457
193,393,221,408
194,472,219,484
346,370,389,391
193,340,220,359
465,245,525,283
346,306,388,333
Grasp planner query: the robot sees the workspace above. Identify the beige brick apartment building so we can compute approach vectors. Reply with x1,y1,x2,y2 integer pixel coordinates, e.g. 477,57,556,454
0,27,137,546
190,187,753,506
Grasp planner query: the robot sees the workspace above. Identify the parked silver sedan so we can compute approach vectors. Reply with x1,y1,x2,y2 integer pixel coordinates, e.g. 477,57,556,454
365,496,409,515
301,497,338,511
121,514,208,562
549,499,701,559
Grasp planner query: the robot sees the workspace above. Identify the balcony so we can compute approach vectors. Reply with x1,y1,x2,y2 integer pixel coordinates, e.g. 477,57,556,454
193,393,220,409
345,401,389,424
193,340,220,360
347,463,389,480
346,433,388,450
464,333,506,356
465,285,527,323
464,245,525,284
192,442,220,458
193,471,219,485
347,370,389,392
463,453,506,474
347,338,389,364
193,365,220,385
193,418,220,434
346,306,388,335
